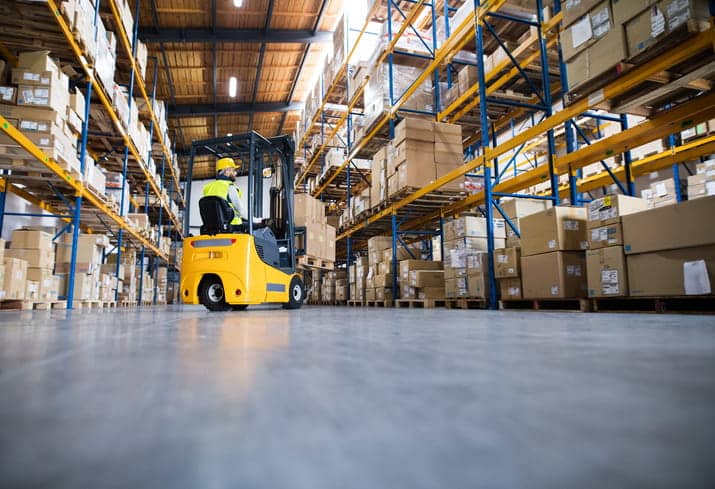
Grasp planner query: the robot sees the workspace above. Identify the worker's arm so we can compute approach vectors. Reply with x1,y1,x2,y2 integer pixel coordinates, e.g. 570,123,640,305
226,184,249,220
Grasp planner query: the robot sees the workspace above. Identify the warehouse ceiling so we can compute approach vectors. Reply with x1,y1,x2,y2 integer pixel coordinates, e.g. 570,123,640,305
137,0,343,178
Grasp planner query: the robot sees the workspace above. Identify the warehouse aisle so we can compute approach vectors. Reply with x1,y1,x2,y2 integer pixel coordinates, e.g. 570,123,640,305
0,306,713,488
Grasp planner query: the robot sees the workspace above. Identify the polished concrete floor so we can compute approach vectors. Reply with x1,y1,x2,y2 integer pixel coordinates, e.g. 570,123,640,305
0,305,713,488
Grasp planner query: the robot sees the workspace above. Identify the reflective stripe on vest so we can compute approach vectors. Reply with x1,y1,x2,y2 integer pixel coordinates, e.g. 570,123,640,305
203,179,243,225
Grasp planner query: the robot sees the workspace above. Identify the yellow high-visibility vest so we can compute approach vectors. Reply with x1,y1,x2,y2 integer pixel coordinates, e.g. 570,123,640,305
203,179,243,225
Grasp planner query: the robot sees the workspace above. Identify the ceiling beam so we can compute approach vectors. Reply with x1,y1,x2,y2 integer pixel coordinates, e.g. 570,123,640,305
248,0,275,132
168,102,304,117
139,28,332,44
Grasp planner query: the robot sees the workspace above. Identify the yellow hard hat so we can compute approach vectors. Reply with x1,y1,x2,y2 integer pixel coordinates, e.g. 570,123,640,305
216,157,237,172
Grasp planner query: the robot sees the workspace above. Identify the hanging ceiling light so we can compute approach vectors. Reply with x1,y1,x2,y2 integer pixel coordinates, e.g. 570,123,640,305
228,76,237,98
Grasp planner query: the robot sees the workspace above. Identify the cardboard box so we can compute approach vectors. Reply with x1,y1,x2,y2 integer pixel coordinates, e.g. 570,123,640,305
0,238,4,263
561,0,613,62
466,270,489,299
373,274,394,288
25,280,40,301
3,257,28,300
409,270,444,288
611,0,655,24
499,199,551,220
0,86,16,104
376,287,394,301
0,264,4,300
445,216,506,240
562,0,606,28
587,195,648,228
494,247,520,278
521,251,587,299
10,229,53,250
625,0,711,58
394,117,434,145
55,233,106,274
499,277,523,300
566,28,627,89
520,206,589,257
444,267,467,280
366,288,376,301
445,277,469,298
627,245,715,296
6,248,54,270
396,159,434,190
417,287,444,299
588,222,624,249
622,196,715,254
399,259,443,280
688,182,715,200
586,246,628,297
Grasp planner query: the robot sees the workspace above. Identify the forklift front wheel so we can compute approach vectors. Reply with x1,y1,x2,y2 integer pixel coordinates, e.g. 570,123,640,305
283,276,304,310
199,275,232,312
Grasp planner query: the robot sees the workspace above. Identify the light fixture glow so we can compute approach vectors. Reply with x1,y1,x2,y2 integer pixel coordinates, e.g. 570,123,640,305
233,0,243,7
228,76,237,98
227,133,233,137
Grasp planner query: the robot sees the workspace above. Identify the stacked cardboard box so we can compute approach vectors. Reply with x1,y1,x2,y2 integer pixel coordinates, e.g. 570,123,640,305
495,247,522,300
321,272,336,303
687,159,715,200
390,118,464,197
2,237,29,301
641,177,686,208
520,207,589,299
499,198,552,247
443,216,506,252
6,230,60,302
444,250,489,299
585,195,648,298
56,233,110,300
399,260,444,300
294,193,336,264
349,256,369,302
0,52,81,174
622,196,715,296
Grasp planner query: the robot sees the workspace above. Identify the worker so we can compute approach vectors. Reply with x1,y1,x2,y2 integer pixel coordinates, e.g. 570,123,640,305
203,157,249,230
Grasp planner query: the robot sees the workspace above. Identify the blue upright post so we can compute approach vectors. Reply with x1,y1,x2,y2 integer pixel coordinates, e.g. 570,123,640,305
439,215,445,262
0,172,6,235
620,114,635,196
391,213,398,303
475,11,497,310
346,236,352,303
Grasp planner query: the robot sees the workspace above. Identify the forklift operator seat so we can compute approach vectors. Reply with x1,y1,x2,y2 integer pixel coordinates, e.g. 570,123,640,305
198,196,235,235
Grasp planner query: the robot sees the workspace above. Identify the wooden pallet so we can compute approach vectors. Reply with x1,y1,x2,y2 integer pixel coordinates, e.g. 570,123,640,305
591,296,715,314
0,300,66,311
395,299,446,309
347,300,365,307
444,298,487,310
499,298,592,312
297,255,334,270
119,300,137,308
365,300,393,307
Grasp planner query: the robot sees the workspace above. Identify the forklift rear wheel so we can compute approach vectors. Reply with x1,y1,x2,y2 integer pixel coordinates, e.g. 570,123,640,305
199,276,232,312
231,305,248,311
283,276,304,309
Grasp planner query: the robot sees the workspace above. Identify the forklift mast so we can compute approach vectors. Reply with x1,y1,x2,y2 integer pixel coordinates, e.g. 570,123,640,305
184,131,298,272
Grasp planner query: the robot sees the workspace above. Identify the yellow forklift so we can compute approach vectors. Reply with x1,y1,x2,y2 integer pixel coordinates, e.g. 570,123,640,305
180,132,304,311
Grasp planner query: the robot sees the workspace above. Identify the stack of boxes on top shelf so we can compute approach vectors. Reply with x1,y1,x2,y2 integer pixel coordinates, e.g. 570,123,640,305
0,51,85,178
561,0,711,91
622,195,715,297
294,193,336,266
687,159,715,201
519,206,589,300
443,216,505,299
494,199,551,300
585,195,648,298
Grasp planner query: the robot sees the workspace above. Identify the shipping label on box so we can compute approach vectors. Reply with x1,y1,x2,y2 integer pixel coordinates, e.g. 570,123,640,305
586,246,628,297
588,222,624,249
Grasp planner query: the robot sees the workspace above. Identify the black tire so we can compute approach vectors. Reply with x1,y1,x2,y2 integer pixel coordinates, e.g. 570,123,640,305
283,276,304,309
231,304,248,311
199,276,231,312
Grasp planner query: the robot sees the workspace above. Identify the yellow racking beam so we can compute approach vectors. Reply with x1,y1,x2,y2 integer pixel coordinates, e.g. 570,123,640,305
106,0,183,206
0,115,166,259
296,0,426,185
336,28,715,240
45,0,183,236
0,41,18,66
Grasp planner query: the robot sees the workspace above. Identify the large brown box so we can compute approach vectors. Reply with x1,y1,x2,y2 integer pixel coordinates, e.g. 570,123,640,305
409,270,444,288
588,222,624,250
6,248,54,270
0,238,5,263
494,247,520,278
587,195,648,228
499,199,551,220
373,274,394,288
10,229,53,250
611,0,654,24
622,196,715,254
3,257,28,300
0,264,4,300
562,0,606,28
625,0,711,58
566,28,627,89
466,270,489,299
561,0,613,62
586,246,628,297
627,245,715,296
499,277,523,300
445,277,468,298
399,259,442,280
521,251,587,299
365,288,376,301
368,236,392,264
417,287,444,299
394,117,434,145
519,206,589,257
376,287,394,301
